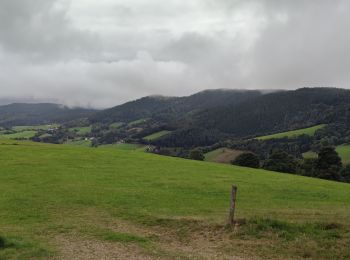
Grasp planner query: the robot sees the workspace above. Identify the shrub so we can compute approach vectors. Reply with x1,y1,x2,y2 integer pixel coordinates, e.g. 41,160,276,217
263,151,298,173
0,236,6,248
314,147,342,180
232,152,260,168
189,149,204,161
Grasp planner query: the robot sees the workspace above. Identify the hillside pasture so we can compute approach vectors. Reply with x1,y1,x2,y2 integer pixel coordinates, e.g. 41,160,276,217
69,126,92,135
109,122,124,129
335,145,350,165
0,130,37,140
143,130,171,141
127,118,149,127
303,144,350,165
65,139,92,147
98,143,145,151
255,124,326,140
0,141,349,259
205,148,245,164
12,124,59,131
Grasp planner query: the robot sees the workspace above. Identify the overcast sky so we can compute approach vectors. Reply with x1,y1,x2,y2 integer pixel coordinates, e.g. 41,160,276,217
0,0,349,108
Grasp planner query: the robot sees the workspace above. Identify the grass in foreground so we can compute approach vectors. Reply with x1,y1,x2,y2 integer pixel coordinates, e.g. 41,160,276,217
256,124,326,140
143,130,171,141
98,143,145,151
65,139,92,147
0,141,349,259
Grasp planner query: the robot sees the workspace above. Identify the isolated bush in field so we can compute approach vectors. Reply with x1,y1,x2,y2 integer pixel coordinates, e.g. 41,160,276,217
232,152,260,168
263,151,298,173
189,149,204,161
314,147,342,180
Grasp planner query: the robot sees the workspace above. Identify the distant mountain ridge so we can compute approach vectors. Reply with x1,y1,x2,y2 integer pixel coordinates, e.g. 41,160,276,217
0,103,96,127
3,88,350,149
89,89,264,124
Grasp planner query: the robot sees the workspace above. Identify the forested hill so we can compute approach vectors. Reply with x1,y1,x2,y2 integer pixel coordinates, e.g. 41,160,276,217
190,88,350,138
3,88,350,149
89,89,263,124
0,103,96,127
152,88,350,147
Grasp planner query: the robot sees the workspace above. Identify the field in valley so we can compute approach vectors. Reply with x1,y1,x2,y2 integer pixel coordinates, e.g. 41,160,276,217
0,140,350,259
255,124,326,140
303,144,350,165
204,148,244,164
143,130,171,141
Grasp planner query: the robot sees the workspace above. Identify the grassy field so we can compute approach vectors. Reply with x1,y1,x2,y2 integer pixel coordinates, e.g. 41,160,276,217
0,130,37,139
128,118,149,127
109,122,124,129
0,141,349,259
143,130,171,141
335,145,350,165
65,139,92,147
69,126,92,135
98,143,145,151
12,125,59,131
256,124,326,140
204,148,244,164
303,144,350,165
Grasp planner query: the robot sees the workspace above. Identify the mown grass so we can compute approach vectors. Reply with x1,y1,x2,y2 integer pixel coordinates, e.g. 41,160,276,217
256,124,326,140
0,140,349,258
143,130,171,141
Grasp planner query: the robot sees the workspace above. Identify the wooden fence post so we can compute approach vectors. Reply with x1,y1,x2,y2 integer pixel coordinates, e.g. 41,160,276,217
228,185,237,226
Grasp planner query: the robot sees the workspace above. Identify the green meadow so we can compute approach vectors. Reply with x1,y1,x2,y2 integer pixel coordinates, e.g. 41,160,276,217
0,130,37,140
304,144,350,165
204,148,224,161
127,118,149,127
12,125,59,131
256,124,326,140
98,143,145,151
69,126,92,135
143,130,171,141
0,141,349,259
109,122,124,129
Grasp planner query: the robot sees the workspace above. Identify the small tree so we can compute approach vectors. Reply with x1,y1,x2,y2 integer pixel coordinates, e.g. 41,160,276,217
189,149,204,161
299,158,317,177
232,152,260,168
314,147,342,180
263,151,298,173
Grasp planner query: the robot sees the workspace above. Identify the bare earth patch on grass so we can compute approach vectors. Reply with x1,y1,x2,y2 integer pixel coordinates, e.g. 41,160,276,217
54,234,153,260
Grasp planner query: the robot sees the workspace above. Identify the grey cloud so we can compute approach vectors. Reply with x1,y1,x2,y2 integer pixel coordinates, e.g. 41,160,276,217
0,0,349,108
247,0,350,89
0,0,99,61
